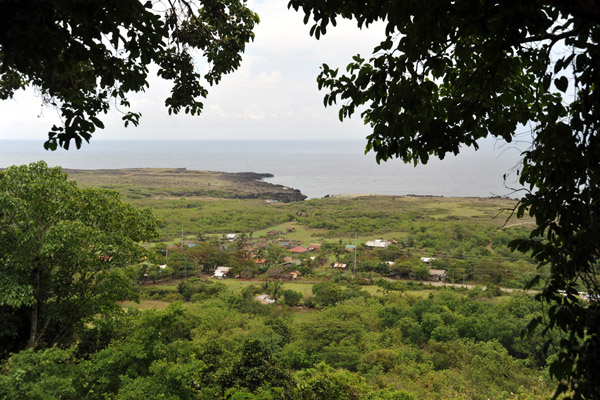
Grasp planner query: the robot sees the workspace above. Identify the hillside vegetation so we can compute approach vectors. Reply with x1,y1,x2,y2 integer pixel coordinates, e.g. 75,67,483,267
1,167,561,400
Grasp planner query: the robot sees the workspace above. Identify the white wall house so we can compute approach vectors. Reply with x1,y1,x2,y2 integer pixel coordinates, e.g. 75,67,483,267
214,266,231,279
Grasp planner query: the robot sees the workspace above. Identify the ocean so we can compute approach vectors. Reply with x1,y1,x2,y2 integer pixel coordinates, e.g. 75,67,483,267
0,139,525,199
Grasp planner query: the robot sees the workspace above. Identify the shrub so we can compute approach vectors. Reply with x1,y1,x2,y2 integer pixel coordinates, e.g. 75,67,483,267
282,289,303,307
178,278,226,301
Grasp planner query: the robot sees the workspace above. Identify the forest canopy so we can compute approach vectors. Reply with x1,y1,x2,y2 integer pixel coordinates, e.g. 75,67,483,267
0,162,158,354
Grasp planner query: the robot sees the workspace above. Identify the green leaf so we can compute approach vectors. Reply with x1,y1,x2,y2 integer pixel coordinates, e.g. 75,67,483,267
90,117,105,129
554,76,568,92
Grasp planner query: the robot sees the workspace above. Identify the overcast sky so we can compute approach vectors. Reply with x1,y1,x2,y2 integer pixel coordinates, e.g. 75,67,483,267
0,0,388,142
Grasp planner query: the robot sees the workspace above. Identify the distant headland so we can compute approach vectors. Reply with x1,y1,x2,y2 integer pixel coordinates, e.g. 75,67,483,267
63,168,307,202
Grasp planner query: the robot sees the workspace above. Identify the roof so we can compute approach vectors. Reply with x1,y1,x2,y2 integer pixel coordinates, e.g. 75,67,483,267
421,257,437,263
283,256,301,265
428,269,446,276
308,243,321,249
333,262,347,269
289,246,308,253
366,239,390,248
214,266,231,277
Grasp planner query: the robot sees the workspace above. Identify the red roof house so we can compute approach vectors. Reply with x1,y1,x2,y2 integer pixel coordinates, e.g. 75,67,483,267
289,246,308,253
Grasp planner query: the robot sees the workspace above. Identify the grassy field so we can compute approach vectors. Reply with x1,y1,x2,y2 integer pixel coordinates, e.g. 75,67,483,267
65,168,528,240
141,277,437,298
120,300,170,310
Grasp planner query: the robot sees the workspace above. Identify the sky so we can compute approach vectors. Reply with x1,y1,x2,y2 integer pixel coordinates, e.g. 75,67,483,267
0,0,387,142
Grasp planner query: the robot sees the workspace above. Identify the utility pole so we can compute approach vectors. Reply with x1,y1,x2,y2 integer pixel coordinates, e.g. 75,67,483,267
182,224,186,278
353,232,357,275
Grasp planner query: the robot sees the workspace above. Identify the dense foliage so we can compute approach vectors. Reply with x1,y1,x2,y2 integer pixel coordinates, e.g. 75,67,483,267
0,286,555,399
0,162,158,355
0,0,258,149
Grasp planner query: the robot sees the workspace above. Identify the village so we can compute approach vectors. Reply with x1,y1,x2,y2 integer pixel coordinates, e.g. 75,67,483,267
144,226,448,288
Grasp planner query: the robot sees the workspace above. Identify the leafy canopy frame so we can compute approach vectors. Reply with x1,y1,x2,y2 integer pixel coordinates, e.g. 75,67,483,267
0,0,259,149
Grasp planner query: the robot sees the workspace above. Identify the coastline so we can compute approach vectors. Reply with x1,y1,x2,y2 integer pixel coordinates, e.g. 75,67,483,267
63,167,307,202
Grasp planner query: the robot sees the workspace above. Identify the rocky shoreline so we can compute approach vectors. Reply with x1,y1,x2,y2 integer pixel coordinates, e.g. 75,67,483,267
63,168,307,202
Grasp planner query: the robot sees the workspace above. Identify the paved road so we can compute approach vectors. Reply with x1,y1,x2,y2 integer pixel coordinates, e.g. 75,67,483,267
384,277,539,294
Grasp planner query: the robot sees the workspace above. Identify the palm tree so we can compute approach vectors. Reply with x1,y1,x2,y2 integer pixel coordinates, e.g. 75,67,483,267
268,281,284,302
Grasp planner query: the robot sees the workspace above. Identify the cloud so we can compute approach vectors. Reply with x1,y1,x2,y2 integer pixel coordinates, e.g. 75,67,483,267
0,0,385,142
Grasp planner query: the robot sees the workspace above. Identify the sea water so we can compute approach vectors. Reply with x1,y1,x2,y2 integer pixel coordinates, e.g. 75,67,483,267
0,139,525,199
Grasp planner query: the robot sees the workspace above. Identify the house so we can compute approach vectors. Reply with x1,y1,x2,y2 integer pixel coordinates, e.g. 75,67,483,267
187,243,196,248
286,227,296,233
225,234,238,241
288,270,302,280
214,266,231,279
283,256,301,266
345,244,356,251
267,230,279,237
289,246,308,253
279,241,291,248
428,269,447,281
254,258,267,266
333,262,347,269
421,257,437,263
365,239,391,248
308,243,322,251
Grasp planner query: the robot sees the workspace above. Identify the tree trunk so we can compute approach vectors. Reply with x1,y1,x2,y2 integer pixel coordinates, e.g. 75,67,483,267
26,268,40,349
27,302,38,349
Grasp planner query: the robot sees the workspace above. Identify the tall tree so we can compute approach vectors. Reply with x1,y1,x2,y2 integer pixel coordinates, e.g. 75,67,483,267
288,1,600,398
0,162,158,353
0,0,259,149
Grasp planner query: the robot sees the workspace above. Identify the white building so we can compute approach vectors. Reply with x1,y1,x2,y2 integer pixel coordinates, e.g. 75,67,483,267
214,266,231,279
366,239,391,248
